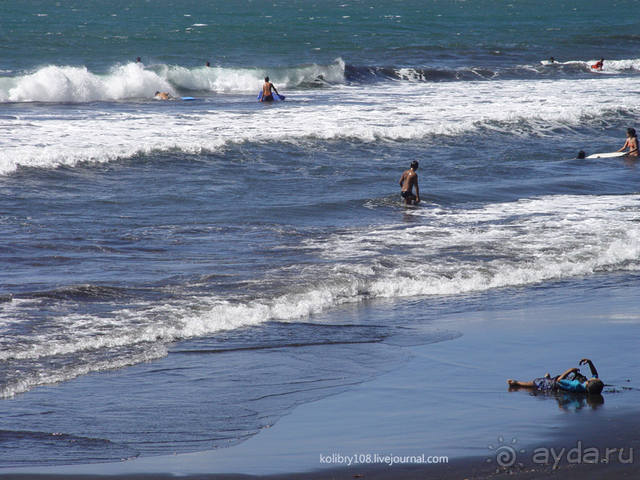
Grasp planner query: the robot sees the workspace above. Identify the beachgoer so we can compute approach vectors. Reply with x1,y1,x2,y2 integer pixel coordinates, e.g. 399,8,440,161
205,61,210,67
154,91,172,100
136,57,142,63
399,160,420,205
618,128,638,157
591,58,604,70
260,76,279,102
507,358,604,394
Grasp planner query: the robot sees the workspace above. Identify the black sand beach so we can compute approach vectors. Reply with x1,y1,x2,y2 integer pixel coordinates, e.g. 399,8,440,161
2,274,639,479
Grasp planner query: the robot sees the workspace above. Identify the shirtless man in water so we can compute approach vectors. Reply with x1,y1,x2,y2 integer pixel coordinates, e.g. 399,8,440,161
399,160,420,205
261,76,279,102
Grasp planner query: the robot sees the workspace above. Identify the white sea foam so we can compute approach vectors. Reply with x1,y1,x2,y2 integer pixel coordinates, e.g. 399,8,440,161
2,63,174,103
584,58,640,73
2,72,639,174
534,58,640,73
0,59,346,103
1,194,638,394
0,345,167,399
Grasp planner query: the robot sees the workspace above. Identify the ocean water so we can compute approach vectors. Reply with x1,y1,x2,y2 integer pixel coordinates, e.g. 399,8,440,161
2,0,640,467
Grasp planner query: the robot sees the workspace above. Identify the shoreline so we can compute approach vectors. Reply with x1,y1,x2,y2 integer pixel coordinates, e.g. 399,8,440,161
2,277,639,479
2,423,639,480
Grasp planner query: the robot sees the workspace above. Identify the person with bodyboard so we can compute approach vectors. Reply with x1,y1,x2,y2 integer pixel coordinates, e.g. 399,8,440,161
258,76,285,102
617,127,638,157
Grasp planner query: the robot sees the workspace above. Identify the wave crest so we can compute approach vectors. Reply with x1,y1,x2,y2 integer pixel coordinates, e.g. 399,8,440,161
0,59,347,103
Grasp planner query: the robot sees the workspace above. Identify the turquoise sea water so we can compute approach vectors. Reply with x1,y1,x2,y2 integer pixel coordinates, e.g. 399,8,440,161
3,0,640,72
1,0,640,468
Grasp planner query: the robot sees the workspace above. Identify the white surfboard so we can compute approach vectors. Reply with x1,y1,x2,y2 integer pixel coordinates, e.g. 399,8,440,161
585,151,627,159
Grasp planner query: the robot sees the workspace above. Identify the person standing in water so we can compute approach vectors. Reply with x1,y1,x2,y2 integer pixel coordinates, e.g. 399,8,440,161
618,128,638,157
399,161,420,205
260,76,279,102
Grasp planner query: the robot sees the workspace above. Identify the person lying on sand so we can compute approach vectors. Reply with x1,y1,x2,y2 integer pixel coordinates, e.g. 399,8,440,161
508,358,604,394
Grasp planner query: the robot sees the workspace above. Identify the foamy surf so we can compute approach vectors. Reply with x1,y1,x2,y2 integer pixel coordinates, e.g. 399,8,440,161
0,59,346,103
2,73,639,174
2,193,639,398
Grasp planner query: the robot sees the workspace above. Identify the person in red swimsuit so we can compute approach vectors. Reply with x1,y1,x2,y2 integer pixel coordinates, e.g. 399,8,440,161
618,128,639,157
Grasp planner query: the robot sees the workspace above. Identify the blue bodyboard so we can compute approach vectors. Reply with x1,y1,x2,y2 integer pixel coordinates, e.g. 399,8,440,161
257,91,285,102
180,96,197,101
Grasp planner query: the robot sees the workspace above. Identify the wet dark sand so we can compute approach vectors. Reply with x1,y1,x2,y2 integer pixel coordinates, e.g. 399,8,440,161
2,279,639,479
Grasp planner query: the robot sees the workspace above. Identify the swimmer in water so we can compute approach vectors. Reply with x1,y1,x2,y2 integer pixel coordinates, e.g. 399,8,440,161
617,128,638,157
154,91,172,100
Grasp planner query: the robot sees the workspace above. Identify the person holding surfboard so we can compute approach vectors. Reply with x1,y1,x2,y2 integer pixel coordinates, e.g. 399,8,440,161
399,161,420,205
260,76,280,102
618,128,638,157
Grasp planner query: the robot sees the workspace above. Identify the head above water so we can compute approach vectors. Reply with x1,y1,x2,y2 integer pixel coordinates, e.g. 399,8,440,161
586,378,604,395
410,160,419,170
627,127,637,138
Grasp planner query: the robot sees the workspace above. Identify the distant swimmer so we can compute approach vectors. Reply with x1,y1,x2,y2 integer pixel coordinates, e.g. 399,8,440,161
618,128,638,156
205,61,210,67
549,56,556,63
399,160,420,205
577,150,586,159
136,56,142,63
260,76,279,102
591,58,604,71
154,91,172,100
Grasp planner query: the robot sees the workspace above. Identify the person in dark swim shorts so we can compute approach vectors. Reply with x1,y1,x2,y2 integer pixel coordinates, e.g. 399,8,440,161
401,190,417,203
508,358,604,395
399,160,420,205
260,76,279,102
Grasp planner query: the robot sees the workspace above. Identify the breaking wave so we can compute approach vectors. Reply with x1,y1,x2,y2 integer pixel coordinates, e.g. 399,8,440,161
1,193,639,398
0,59,347,103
